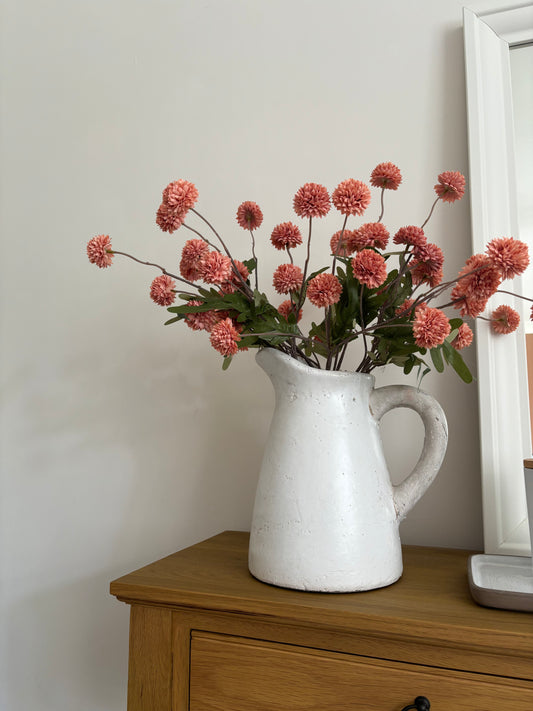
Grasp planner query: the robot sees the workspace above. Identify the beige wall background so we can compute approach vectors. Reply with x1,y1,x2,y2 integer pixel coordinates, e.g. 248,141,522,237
0,0,514,708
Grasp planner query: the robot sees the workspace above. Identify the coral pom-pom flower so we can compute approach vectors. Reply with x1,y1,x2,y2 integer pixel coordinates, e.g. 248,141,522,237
87,234,113,268
273,264,304,294
351,250,388,289
434,171,465,203
293,183,331,218
412,306,451,349
236,201,263,230
370,162,402,190
278,300,302,322
486,237,530,279
306,273,343,308
180,238,209,281
199,251,233,284
209,317,241,356
330,229,356,257
332,179,371,216
491,304,520,334
156,202,184,234
271,222,303,250
452,322,473,350
162,179,199,213
356,222,389,250
150,274,176,306
393,225,427,248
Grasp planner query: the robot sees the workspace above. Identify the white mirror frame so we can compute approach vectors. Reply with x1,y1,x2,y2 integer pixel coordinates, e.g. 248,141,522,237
464,4,533,556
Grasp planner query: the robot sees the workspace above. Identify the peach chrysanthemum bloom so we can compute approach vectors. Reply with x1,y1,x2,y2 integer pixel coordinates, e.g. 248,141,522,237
162,179,199,213
293,183,331,218
412,306,451,349
272,264,304,294
410,243,444,287
332,179,371,216
209,317,241,356
150,274,176,306
156,202,184,234
351,249,387,289
451,323,473,350
395,298,423,318
451,254,501,317
486,237,529,279
220,259,250,294
236,201,263,230
180,238,209,281
356,222,389,250
434,171,465,203
184,301,222,332
278,300,302,322
306,273,343,308
393,225,427,248
370,162,402,190
87,234,113,268
330,229,356,257
491,305,520,334
199,251,233,284
271,222,303,250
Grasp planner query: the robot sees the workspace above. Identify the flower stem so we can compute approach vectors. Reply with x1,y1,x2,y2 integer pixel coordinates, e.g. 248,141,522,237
421,197,440,229
111,250,197,290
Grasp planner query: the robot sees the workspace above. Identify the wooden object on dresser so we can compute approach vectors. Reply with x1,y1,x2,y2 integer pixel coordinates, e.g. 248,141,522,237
110,530,533,711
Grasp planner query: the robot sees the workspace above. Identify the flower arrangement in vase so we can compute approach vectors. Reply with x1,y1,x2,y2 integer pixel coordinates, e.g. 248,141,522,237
86,163,532,592
87,163,530,383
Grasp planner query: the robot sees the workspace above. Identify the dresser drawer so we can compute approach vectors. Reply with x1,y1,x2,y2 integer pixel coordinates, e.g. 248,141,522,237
189,631,533,711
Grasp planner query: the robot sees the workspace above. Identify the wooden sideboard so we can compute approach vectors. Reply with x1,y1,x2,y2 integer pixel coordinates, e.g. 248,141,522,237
110,531,533,710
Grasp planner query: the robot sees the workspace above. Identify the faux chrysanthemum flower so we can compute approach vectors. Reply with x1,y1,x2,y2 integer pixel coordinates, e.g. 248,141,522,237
272,264,304,294
395,298,418,317
236,201,263,230
150,274,176,306
355,222,390,250
220,259,250,293
162,179,199,213
370,162,402,190
332,179,371,216
486,237,529,279
209,317,241,356
491,305,520,334
185,301,222,331
293,183,331,218
330,229,356,257
271,222,303,250
412,306,451,349
278,300,302,322
393,225,427,248
199,251,233,284
179,238,210,281
351,249,387,289
452,323,473,350
410,243,444,287
434,171,466,203
451,254,502,317
306,273,343,308
156,202,184,234
87,234,113,268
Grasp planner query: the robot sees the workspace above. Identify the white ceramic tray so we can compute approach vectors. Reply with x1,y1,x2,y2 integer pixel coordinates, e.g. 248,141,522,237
468,554,533,612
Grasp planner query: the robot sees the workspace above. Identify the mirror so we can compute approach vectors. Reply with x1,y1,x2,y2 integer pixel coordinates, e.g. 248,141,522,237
464,4,533,556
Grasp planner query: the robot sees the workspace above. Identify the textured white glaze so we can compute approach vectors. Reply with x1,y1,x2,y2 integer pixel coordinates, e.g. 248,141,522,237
248,348,448,592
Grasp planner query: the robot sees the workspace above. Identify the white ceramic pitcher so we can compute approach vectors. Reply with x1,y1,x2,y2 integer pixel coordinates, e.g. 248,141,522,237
248,348,448,592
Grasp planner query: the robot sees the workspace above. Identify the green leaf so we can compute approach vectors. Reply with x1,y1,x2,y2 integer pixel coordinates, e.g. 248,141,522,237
442,341,473,383
222,356,233,370
430,347,444,373
164,316,181,325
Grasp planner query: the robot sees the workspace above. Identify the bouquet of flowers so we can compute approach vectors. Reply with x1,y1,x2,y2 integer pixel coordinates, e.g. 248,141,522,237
87,163,530,381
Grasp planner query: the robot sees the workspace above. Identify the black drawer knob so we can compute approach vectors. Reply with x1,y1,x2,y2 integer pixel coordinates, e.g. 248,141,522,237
401,696,431,711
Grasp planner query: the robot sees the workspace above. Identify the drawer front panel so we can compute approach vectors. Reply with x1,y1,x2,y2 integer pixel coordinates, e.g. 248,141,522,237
189,632,533,711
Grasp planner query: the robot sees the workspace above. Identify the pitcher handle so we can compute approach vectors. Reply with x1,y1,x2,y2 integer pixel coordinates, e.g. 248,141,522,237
370,385,448,520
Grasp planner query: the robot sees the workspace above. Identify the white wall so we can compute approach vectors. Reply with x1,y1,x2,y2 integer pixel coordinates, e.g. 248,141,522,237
0,1,511,709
